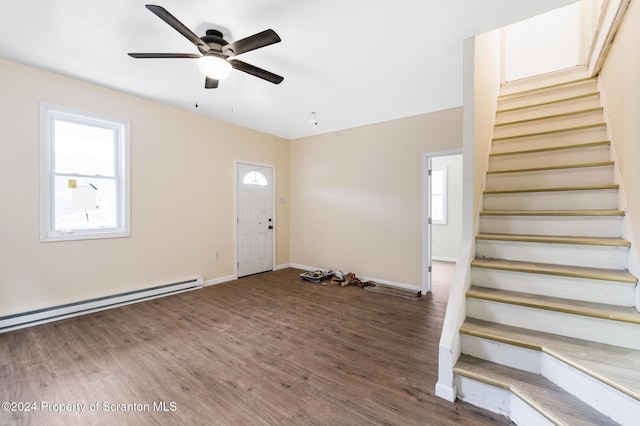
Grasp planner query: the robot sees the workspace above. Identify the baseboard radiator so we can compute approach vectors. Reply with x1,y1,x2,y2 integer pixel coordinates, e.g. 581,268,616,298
0,277,203,333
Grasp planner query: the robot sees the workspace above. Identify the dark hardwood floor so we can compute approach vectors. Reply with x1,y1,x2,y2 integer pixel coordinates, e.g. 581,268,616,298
0,262,512,425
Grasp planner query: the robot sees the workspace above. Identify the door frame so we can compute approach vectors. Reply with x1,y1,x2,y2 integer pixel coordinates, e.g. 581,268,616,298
422,149,462,294
234,160,277,278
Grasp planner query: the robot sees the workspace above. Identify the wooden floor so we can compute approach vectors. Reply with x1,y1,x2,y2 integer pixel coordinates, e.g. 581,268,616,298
0,262,512,425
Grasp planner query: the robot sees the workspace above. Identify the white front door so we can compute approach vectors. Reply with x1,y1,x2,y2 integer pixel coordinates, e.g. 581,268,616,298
237,163,274,277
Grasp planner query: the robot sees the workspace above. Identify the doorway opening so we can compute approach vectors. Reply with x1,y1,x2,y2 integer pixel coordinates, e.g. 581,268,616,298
423,151,463,294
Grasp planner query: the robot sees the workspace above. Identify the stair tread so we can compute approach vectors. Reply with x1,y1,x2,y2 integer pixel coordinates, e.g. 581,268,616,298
476,233,631,247
455,354,618,425
471,257,637,283
498,77,597,100
480,209,624,217
494,107,603,127
489,140,610,157
487,160,613,174
492,123,606,142
461,318,640,401
484,183,618,195
496,92,600,114
467,286,640,325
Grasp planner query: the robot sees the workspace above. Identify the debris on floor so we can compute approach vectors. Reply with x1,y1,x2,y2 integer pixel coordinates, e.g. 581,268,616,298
301,270,408,297
364,284,424,300
299,270,333,283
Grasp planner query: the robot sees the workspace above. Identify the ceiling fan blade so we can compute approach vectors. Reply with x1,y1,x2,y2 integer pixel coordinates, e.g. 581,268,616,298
229,59,284,84
145,5,210,53
205,77,219,89
128,53,201,59
223,29,281,56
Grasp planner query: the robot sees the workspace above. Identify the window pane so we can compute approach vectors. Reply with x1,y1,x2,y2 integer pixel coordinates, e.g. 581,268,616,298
54,120,115,176
243,171,268,186
53,176,118,231
432,170,444,195
432,194,444,222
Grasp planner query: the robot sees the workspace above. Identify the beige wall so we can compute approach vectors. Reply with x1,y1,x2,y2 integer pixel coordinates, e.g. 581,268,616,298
289,109,463,288
599,0,640,257
0,59,289,316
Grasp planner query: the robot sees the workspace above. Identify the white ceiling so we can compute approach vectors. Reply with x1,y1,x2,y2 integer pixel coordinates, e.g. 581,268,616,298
0,0,576,139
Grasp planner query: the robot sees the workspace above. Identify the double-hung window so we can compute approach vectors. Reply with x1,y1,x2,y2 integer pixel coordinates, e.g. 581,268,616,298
40,103,130,242
431,166,448,225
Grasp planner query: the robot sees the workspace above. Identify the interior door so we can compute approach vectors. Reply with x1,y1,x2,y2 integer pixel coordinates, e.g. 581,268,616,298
237,163,274,277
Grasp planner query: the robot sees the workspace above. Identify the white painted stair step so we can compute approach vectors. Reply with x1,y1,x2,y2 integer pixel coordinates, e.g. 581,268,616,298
498,79,599,110
454,354,619,426
498,77,597,100
479,210,623,238
491,125,607,153
472,257,636,283
485,162,613,191
499,66,590,95
483,186,618,211
460,319,640,425
493,108,604,139
495,93,601,124
475,233,630,269
461,318,640,401
465,286,640,350
489,141,610,170
471,268,635,305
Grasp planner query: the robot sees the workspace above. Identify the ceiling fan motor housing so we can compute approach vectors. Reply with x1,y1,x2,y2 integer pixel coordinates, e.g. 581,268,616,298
201,29,229,57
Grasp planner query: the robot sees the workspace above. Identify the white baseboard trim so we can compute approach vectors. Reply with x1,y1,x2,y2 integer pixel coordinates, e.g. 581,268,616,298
433,256,457,262
435,382,457,402
275,263,290,271
289,263,419,291
289,263,322,271
203,275,237,286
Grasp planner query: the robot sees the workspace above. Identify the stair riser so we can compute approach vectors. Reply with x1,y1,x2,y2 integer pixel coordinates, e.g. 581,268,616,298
499,68,590,95
455,375,556,425
471,268,635,306
495,95,601,124
489,145,610,170
491,127,607,153
486,166,613,191
498,81,599,110
483,189,618,211
541,354,639,426
461,335,640,425
479,215,622,238
462,334,541,374
476,240,628,269
466,298,640,350
493,110,603,139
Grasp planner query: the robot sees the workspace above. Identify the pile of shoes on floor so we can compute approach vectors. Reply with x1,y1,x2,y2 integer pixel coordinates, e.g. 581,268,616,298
300,270,375,287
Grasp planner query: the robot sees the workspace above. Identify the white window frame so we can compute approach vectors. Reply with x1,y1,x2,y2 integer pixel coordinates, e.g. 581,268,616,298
431,165,448,225
39,103,130,242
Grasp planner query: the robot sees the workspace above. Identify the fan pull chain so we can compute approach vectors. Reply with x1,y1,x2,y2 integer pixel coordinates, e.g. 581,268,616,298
230,74,234,113
194,64,200,108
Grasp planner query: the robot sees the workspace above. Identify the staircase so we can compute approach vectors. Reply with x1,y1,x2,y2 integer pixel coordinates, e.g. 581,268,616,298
453,69,640,425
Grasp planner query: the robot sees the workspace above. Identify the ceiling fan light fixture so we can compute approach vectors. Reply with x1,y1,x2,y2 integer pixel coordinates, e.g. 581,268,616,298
197,55,232,79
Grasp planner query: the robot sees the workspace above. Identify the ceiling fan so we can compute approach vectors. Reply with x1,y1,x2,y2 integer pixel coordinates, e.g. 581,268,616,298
128,4,284,89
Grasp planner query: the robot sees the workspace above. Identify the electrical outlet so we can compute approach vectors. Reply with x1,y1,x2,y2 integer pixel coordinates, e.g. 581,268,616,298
215,251,221,261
